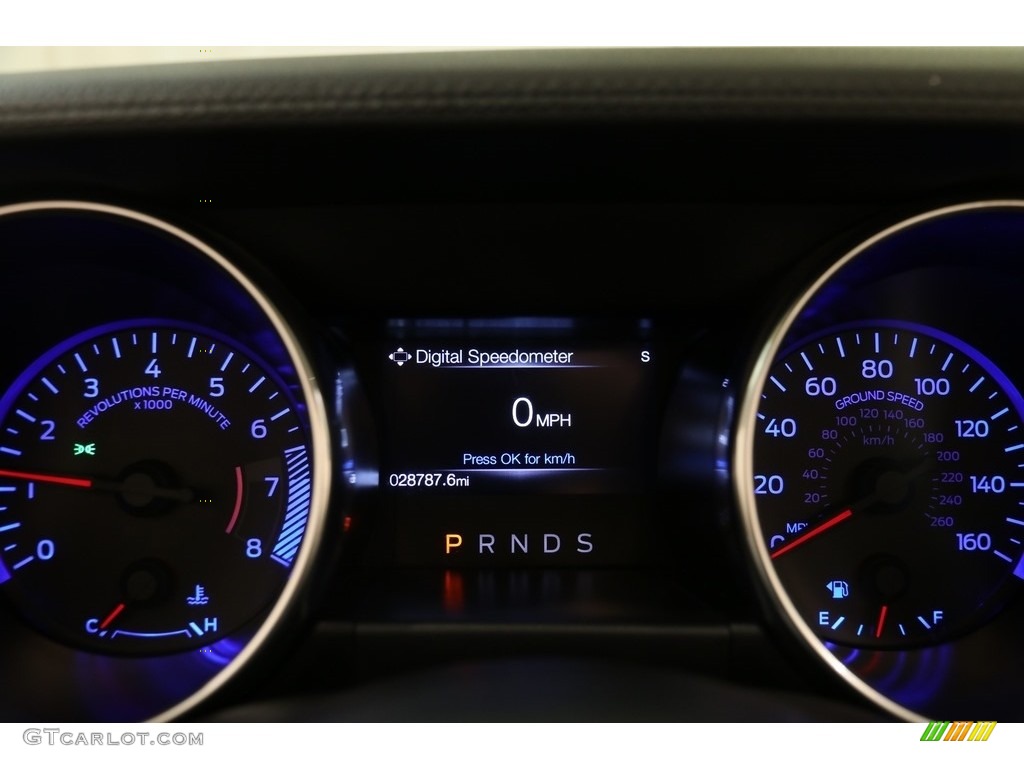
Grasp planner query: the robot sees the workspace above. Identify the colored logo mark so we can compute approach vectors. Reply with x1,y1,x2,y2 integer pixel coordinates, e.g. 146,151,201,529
921,721,997,742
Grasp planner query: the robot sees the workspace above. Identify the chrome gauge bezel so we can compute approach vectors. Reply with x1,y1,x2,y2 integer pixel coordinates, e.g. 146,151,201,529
734,200,1024,722
0,201,334,722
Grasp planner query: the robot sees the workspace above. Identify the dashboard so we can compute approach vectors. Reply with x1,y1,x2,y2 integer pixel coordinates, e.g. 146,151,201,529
2,48,1024,722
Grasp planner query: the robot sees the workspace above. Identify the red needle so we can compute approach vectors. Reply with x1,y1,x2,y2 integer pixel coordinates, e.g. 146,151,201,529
0,468,92,489
875,605,889,638
770,508,854,559
99,602,126,630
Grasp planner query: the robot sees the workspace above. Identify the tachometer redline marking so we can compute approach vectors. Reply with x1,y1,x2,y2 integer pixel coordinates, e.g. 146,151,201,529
226,465,244,534
769,508,853,559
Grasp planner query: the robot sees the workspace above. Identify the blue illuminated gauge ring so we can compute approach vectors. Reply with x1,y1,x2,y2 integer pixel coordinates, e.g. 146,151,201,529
734,200,1024,722
0,201,332,723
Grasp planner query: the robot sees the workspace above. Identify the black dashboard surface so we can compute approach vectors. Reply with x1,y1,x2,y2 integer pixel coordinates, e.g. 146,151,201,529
2,48,1024,722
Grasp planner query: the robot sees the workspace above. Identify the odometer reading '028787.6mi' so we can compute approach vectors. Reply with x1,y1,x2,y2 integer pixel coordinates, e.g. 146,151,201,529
752,321,1024,649
0,320,313,655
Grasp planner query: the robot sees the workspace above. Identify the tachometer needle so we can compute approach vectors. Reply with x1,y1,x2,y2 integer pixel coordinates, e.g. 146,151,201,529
0,468,92,488
770,508,853,559
0,467,196,503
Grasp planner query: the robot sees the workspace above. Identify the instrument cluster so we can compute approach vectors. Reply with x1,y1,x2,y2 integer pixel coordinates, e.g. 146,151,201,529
2,196,1024,722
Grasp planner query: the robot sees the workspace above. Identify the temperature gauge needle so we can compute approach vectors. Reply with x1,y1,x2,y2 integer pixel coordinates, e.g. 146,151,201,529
99,602,126,630
770,508,853,559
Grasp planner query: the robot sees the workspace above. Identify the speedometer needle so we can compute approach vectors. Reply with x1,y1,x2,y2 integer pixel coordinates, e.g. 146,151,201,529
770,508,853,559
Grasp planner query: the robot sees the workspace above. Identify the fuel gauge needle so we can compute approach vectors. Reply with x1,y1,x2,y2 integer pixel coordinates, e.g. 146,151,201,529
875,604,889,638
770,508,853,559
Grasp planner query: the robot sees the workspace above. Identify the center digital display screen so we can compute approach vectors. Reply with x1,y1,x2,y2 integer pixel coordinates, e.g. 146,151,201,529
379,319,661,566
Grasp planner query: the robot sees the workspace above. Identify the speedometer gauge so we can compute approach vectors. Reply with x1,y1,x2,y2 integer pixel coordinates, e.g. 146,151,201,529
754,321,1024,648
737,201,1024,721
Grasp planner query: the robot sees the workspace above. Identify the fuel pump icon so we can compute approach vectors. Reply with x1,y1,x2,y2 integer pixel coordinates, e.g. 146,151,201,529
826,580,849,599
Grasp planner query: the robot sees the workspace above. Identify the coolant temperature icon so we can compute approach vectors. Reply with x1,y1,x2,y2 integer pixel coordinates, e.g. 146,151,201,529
826,580,849,600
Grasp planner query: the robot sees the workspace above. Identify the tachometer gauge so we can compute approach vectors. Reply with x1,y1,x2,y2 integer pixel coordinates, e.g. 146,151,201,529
0,321,313,655
752,321,1024,648
0,201,338,721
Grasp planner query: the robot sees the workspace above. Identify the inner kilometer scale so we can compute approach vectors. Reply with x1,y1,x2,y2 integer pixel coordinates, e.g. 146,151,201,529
752,321,1024,649
0,320,313,655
